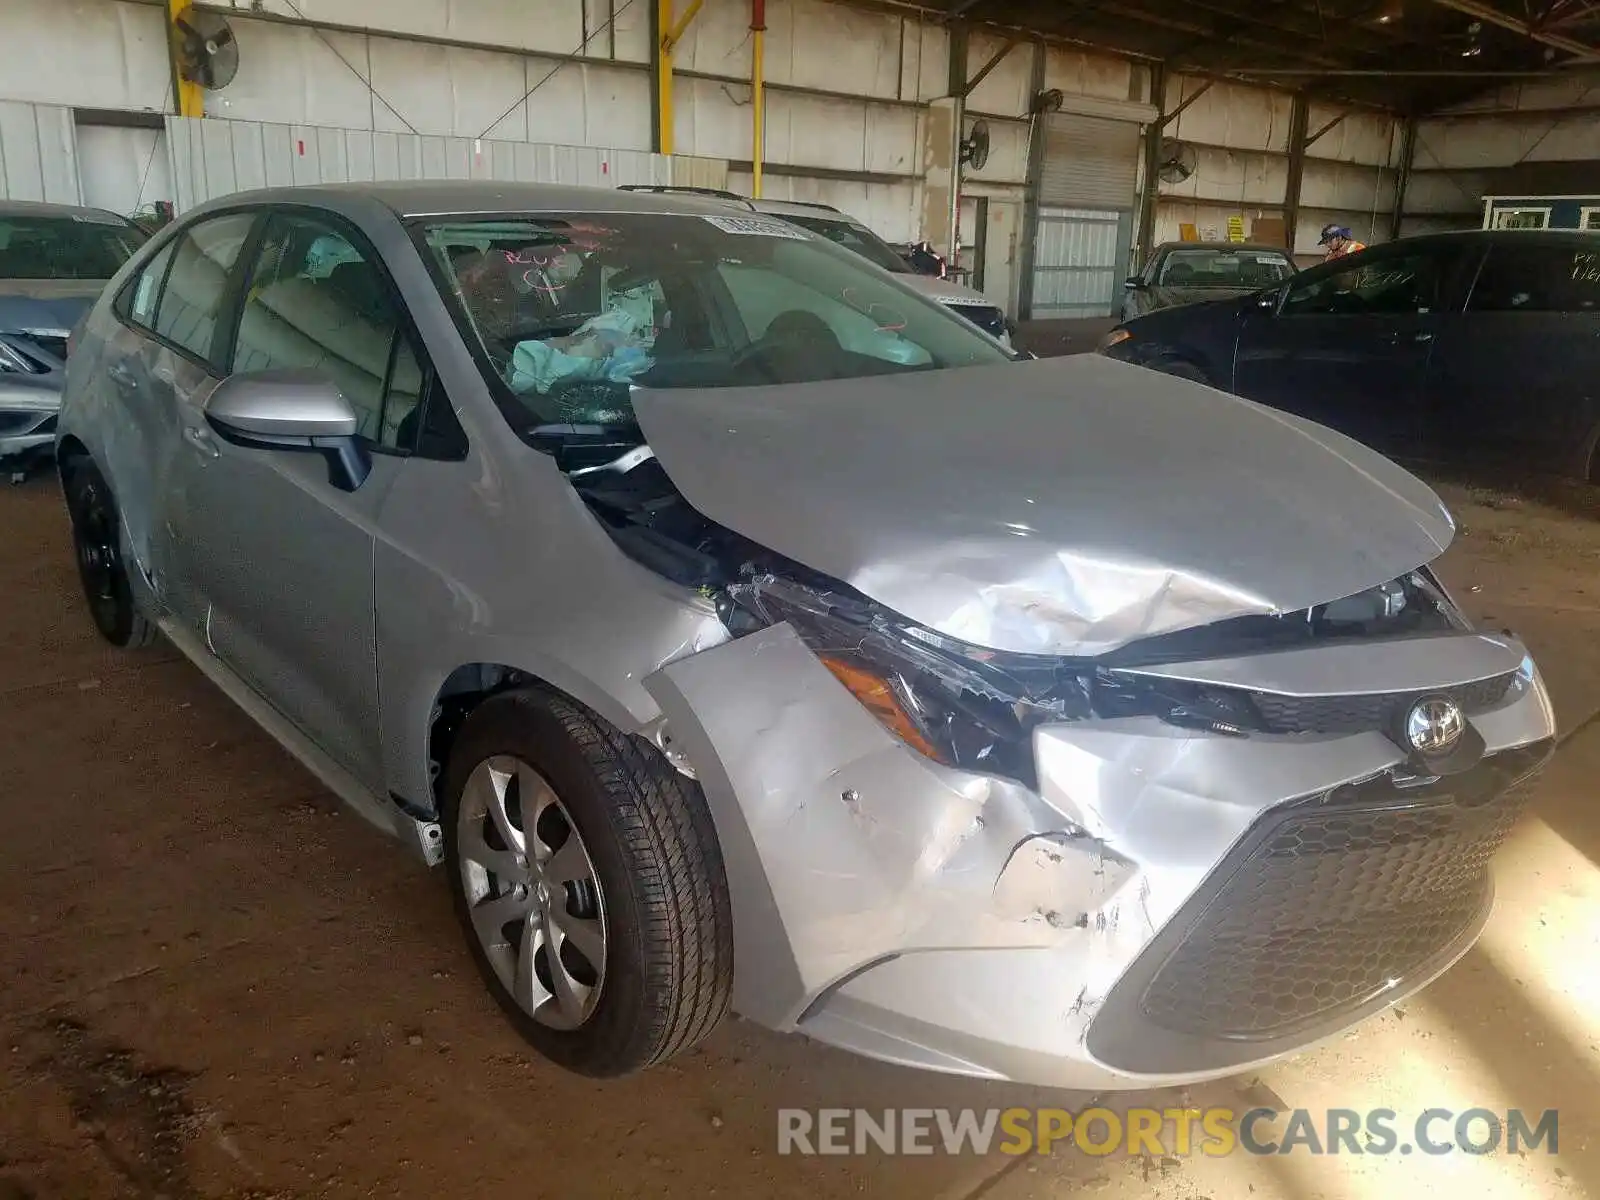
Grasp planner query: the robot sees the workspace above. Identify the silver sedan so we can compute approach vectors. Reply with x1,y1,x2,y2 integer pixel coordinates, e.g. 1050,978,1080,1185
55,181,1556,1087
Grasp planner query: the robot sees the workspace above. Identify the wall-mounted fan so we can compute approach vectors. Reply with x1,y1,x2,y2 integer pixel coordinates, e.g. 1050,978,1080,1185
1158,138,1198,184
173,8,240,91
960,119,990,170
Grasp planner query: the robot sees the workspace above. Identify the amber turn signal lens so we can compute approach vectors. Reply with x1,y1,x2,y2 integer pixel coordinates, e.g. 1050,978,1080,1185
818,654,944,762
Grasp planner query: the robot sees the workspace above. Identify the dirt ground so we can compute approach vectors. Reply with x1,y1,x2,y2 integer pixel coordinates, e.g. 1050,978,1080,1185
2,459,1600,1200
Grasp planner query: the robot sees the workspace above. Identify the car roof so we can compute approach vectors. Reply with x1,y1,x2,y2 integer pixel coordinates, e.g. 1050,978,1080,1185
748,198,852,221
0,198,132,226
194,180,757,220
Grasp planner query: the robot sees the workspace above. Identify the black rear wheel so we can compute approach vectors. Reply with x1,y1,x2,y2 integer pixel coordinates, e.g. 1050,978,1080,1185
63,460,157,649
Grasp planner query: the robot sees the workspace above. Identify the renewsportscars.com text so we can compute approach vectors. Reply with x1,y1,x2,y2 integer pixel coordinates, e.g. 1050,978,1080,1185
776,1106,1559,1158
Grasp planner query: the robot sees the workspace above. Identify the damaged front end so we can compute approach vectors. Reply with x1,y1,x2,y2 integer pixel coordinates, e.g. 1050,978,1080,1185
553,429,1555,1089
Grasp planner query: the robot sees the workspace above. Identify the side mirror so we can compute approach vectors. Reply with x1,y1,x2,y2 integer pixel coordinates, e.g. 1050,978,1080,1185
1124,276,1144,289
205,369,371,492
1255,285,1284,312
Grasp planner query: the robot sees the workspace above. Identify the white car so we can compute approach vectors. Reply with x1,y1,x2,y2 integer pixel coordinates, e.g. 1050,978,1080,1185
619,186,1013,347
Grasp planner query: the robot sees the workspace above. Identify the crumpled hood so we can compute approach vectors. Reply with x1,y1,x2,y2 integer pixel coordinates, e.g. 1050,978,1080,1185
631,355,1454,657
0,279,105,335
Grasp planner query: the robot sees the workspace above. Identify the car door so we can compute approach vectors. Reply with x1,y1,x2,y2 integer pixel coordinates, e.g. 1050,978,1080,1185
162,208,430,789
1425,237,1600,473
1233,242,1457,454
100,211,258,613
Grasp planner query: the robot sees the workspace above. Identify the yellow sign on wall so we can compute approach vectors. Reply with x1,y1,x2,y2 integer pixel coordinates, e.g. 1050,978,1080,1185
1226,216,1246,242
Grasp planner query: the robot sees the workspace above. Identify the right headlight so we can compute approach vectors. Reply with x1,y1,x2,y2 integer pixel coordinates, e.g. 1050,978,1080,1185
718,573,1254,789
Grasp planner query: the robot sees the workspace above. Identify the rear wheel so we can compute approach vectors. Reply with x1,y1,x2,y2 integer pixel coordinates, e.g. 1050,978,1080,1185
63,459,157,650
442,688,733,1077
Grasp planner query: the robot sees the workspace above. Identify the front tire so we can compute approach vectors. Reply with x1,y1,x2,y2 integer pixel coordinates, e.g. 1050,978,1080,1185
442,688,733,1077
62,459,157,650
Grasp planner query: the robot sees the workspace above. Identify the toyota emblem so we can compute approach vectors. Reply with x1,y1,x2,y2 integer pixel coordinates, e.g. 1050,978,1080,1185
1405,696,1465,756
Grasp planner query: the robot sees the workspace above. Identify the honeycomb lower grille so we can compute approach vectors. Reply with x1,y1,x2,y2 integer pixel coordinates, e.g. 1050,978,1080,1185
1137,745,1546,1042
1249,671,1517,735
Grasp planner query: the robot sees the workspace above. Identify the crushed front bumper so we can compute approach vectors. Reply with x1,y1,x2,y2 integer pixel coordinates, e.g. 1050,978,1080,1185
646,624,1556,1090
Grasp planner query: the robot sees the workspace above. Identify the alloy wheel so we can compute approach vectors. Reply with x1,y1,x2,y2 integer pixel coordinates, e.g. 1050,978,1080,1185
455,755,607,1030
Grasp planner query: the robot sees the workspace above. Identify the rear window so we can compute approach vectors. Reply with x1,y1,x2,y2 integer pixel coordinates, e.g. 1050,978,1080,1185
1157,249,1294,288
1467,243,1600,314
772,213,912,274
0,215,141,280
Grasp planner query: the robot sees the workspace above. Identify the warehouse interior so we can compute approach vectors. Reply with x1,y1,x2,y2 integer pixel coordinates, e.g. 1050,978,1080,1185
0,0,1595,322
1,1,1599,1197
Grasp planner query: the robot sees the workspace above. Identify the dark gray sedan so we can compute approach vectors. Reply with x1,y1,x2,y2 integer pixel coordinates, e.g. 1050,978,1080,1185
1120,241,1296,322
0,200,144,474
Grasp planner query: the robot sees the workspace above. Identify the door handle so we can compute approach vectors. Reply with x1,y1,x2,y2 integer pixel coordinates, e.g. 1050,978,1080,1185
1389,331,1435,345
183,425,219,457
107,363,139,390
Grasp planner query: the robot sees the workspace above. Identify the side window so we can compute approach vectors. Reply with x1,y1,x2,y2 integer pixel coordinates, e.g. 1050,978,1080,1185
231,213,428,452
1280,249,1444,318
152,212,255,364
119,239,178,327
1466,244,1600,314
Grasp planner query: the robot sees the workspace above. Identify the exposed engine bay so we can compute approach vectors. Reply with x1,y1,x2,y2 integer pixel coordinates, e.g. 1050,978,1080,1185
546,418,1480,791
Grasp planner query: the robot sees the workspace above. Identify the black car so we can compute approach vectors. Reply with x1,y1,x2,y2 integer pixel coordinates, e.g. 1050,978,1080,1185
1101,230,1600,479
1119,241,1296,322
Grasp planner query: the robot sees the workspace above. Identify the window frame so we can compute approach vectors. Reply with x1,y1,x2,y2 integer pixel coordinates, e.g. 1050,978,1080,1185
1490,207,1552,231
223,203,467,462
1463,237,1600,315
1275,242,1458,319
1580,206,1600,233
112,205,266,374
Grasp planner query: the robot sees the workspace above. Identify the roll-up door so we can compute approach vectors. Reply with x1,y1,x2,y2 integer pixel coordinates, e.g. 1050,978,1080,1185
1038,113,1140,209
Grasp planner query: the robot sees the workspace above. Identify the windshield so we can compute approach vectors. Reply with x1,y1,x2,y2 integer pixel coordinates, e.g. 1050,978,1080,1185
0,215,142,280
764,212,912,274
1157,248,1293,289
419,212,1012,433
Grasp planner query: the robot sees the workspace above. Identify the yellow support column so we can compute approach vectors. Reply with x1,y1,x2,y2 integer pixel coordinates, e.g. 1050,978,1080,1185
167,1,205,119
656,0,703,157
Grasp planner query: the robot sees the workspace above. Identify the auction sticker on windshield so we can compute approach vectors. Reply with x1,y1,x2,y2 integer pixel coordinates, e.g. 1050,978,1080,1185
701,215,810,239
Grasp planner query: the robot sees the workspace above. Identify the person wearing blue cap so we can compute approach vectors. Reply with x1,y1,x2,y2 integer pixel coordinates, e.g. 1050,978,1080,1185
1319,223,1365,261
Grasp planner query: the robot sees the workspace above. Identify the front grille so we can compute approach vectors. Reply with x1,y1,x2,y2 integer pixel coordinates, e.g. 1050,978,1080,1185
1085,741,1551,1072
1250,671,1517,735
1143,746,1545,1040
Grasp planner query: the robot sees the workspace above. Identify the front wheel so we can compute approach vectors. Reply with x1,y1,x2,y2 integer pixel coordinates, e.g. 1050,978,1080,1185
442,688,733,1077
63,459,158,649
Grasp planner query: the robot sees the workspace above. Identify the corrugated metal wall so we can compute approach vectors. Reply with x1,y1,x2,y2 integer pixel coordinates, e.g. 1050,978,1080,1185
1029,207,1130,317
0,102,81,204
165,116,698,210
